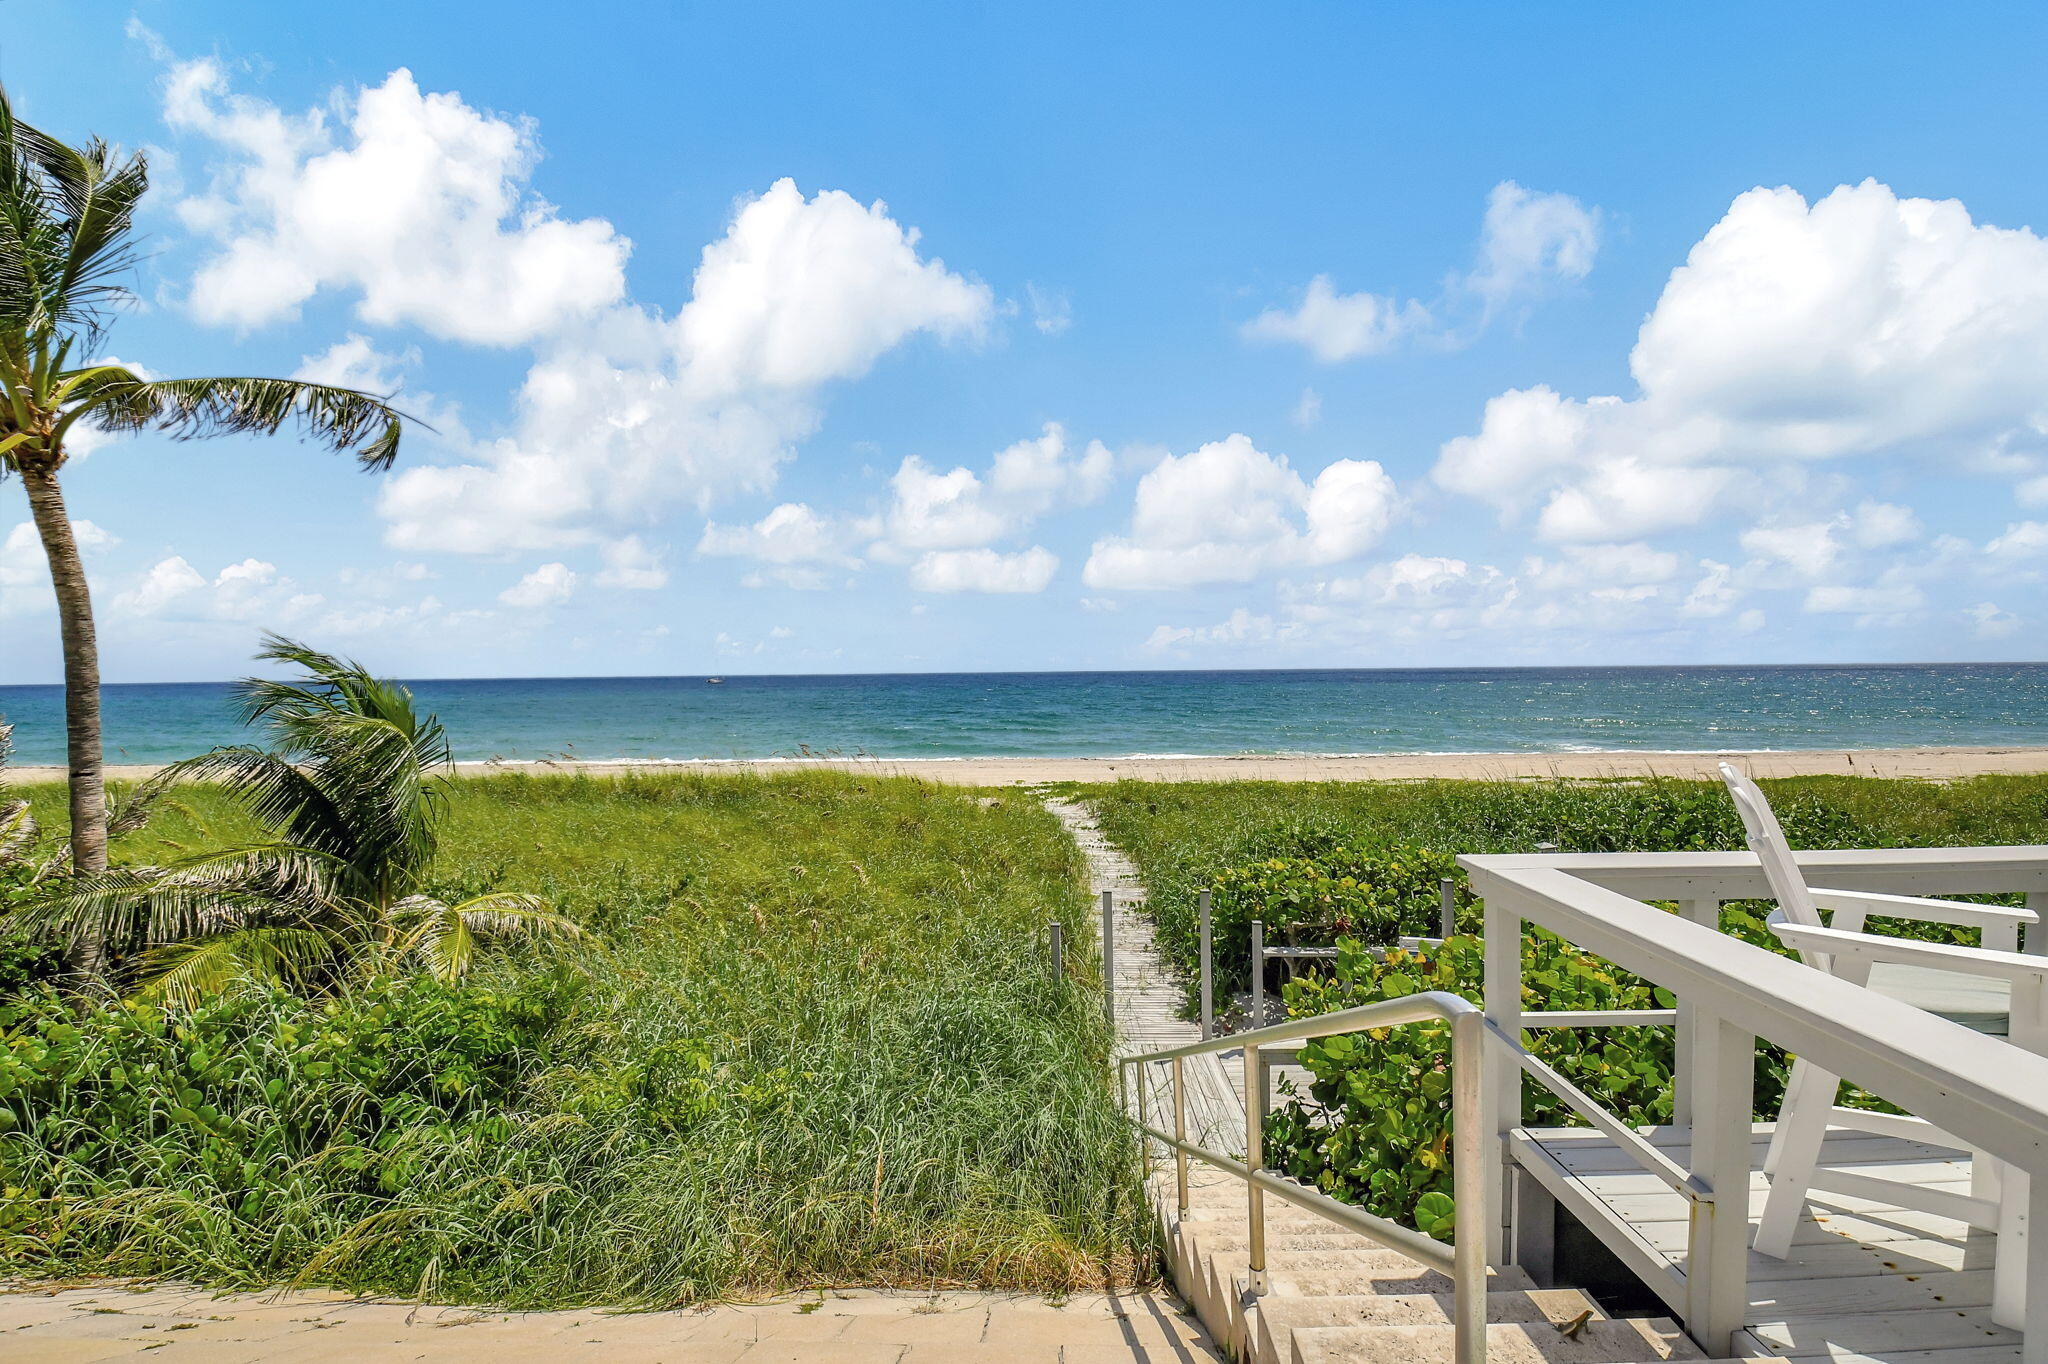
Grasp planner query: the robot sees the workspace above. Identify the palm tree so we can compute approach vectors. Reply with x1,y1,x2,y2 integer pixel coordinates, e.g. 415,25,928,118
0,81,408,914
12,635,578,1005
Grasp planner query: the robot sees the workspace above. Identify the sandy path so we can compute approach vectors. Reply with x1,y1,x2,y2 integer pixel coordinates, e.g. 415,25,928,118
17,745,2048,787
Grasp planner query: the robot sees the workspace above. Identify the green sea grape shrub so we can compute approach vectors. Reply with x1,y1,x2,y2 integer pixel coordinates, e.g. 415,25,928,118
1264,933,1793,1235
1208,843,1461,998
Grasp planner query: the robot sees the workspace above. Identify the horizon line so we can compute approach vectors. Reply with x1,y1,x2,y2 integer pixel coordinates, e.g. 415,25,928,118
2,658,2044,690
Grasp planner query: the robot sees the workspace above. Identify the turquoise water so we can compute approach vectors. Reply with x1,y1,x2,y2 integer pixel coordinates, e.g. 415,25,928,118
1,665,2044,766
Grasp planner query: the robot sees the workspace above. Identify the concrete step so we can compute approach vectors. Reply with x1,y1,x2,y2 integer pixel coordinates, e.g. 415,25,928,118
1290,1316,1707,1364
1265,1262,1537,1299
1180,1246,1546,1359
1251,1289,1604,1364
1181,1227,1400,1254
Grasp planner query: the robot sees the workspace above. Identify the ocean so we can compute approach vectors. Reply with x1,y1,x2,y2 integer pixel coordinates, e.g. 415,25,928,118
1,664,2044,767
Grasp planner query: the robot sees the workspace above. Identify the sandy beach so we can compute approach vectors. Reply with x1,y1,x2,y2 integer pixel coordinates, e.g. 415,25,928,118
18,745,2048,787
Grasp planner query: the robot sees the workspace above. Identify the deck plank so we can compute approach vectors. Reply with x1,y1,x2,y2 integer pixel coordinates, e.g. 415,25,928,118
1520,1124,2020,1362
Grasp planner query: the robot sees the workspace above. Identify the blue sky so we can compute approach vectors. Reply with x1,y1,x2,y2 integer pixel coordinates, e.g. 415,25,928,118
3,1,2047,682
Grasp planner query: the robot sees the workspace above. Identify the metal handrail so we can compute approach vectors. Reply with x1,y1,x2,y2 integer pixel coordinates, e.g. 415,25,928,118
1121,990,1489,1364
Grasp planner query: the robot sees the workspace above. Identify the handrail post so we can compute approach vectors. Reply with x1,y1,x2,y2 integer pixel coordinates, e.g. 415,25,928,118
1135,1057,1153,1165
1480,892,1521,1264
1245,1040,1267,1294
1173,1055,1189,1214
1199,889,1215,1040
1450,1008,1488,1364
1101,889,1115,1025
1672,898,1717,1126
1251,919,1265,1026
1685,1009,1754,1357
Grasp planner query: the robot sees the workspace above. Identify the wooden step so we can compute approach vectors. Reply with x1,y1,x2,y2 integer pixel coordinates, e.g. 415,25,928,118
1290,1316,1707,1364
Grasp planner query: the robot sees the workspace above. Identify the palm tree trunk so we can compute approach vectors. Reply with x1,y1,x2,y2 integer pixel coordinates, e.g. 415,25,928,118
20,466,110,899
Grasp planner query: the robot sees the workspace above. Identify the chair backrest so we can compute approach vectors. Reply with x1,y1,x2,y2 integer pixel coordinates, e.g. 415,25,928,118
1717,761,1822,929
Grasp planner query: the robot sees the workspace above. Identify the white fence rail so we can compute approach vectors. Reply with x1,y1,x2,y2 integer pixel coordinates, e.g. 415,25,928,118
1463,846,2048,1358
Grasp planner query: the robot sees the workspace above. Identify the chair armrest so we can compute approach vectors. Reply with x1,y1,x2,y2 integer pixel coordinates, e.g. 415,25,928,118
1809,887,2039,929
1771,917,2048,983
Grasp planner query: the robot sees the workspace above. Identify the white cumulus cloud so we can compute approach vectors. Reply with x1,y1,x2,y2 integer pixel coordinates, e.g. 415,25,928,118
166,61,630,345
879,423,1112,554
906,546,1059,594
1244,180,1600,361
1083,435,1398,589
498,562,577,608
1434,180,2048,542
378,179,993,555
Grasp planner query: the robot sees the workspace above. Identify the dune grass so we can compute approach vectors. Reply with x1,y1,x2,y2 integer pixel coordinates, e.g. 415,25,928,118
1071,773,2048,995
1,771,1148,1306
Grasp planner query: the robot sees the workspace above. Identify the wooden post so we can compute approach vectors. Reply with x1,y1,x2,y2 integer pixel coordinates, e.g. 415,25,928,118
1251,919,1265,1027
1995,972,2046,1335
1672,899,1717,1126
1685,1011,1755,1356
1101,889,1115,1025
1439,877,1457,939
1481,892,1522,1264
1048,921,1063,977
1450,1008,1489,1364
1173,1055,1189,1214
1245,1041,1267,1294
1199,889,1215,1040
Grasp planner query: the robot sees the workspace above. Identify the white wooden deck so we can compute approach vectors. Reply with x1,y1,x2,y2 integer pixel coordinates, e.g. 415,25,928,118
1517,1122,2019,1361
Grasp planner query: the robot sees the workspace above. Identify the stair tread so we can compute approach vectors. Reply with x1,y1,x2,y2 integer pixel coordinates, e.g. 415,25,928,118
1291,1316,1707,1364
1268,1263,1538,1297
1259,1287,1602,1330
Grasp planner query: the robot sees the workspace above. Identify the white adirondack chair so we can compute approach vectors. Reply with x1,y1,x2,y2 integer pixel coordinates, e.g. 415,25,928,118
1719,761,2047,1329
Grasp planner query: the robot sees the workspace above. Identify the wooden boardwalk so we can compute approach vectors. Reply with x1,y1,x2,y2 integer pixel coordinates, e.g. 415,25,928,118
1042,797,1246,1155
1519,1123,2018,1361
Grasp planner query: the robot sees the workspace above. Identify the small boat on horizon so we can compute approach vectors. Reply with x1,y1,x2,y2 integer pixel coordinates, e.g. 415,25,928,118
706,677,725,684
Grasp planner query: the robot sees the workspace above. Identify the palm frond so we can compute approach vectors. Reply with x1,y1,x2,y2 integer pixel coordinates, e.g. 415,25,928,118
8,843,344,954
0,84,59,332
0,82,145,341
217,635,451,901
0,799,34,862
107,765,179,840
135,926,337,1008
67,375,408,470
19,123,147,328
167,746,361,868
391,893,579,983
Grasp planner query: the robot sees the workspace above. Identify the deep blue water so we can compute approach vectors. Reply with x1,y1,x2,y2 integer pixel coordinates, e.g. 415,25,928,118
1,665,2044,766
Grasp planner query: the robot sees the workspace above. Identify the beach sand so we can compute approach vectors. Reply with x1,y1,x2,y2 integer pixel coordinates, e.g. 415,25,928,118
18,746,2048,786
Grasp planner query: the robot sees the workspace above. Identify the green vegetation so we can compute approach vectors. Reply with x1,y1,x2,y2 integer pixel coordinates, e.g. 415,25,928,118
1077,774,2048,1234
1078,774,2048,996
1,771,1143,1305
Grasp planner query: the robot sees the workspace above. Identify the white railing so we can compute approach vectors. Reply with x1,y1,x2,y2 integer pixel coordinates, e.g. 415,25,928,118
1462,846,2048,1359
1121,992,1491,1364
